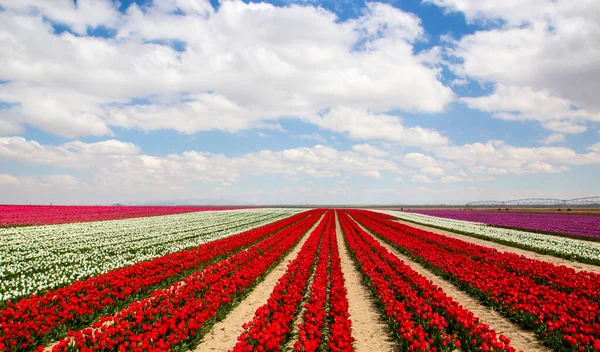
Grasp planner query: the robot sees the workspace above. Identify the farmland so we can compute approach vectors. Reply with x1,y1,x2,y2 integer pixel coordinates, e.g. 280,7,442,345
0,205,248,226
1,206,600,352
401,209,600,240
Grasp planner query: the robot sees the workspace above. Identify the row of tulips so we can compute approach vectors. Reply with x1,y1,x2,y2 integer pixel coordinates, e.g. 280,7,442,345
231,210,331,351
293,211,354,352
339,210,515,352
295,211,334,352
50,209,325,352
326,213,354,352
0,210,312,351
351,210,600,351
370,213,600,302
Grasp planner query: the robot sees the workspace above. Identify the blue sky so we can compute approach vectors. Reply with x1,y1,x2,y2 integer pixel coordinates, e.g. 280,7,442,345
0,0,599,205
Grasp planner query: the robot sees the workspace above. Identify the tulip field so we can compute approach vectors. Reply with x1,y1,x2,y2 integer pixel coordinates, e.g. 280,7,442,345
0,205,247,226
383,210,600,264
1,207,600,351
401,209,600,240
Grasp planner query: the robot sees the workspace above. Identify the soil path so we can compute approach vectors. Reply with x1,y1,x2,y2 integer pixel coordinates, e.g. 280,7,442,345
336,213,398,352
395,219,600,274
351,216,550,352
195,213,325,351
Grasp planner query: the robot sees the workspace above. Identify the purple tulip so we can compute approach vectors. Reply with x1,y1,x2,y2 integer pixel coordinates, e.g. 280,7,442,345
402,210,600,239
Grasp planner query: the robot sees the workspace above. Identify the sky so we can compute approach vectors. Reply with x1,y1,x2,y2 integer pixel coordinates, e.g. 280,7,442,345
0,0,599,205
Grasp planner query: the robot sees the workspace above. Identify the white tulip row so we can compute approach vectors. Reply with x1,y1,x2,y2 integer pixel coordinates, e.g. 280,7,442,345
0,208,301,302
372,210,600,263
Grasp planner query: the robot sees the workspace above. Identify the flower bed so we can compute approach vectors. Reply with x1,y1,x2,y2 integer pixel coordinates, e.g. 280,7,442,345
369,214,600,302
0,205,247,226
0,209,299,300
402,209,600,240
377,210,600,265
339,210,515,352
49,210,325,352
0,210,311,351
232,210,330,351
352,209,600,351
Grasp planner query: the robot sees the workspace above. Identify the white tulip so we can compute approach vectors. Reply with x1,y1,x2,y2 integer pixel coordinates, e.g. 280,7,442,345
1,208,302,302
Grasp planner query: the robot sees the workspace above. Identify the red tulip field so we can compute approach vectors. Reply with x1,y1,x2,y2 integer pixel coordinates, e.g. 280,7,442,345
1,207,599,351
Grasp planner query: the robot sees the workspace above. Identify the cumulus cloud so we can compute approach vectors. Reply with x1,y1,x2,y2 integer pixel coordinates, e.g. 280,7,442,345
0,173,20,185
440,0,600,116
0,173,88,189
296,133,327,143
351,144,389,157
0,137,403,191
460,84,600,134
411,174,434,183
0,0,121,34
432,140,600,174
0,137,140,167
540,133,566,145
309,107,449,146
0,84,113,138
2,136,599,203
400,152,455,176
424,0,552,25
0,118,24,135
0,0,453,139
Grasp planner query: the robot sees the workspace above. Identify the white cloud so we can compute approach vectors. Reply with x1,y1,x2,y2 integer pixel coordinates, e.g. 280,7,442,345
588,142,600,153
412,174,434,183
353,3,424,43
443,1,600,114
401,152,455,176
440,175,472,183
424,0,552,25
0,137,140,167
309,107,449,146
461,84,600,134
1,136,598,204
403,153,439,168
352,143,389,157
450,78,467,87
0,84,113,138
421,166,445,176
0,118,24,135
0,137,403,190
0,0,454,139
296,133,327,143
0,0,121,34
432,140,600,174
358,170,383,179
0,173,88,188
540,133,565,145
0,173,19,185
